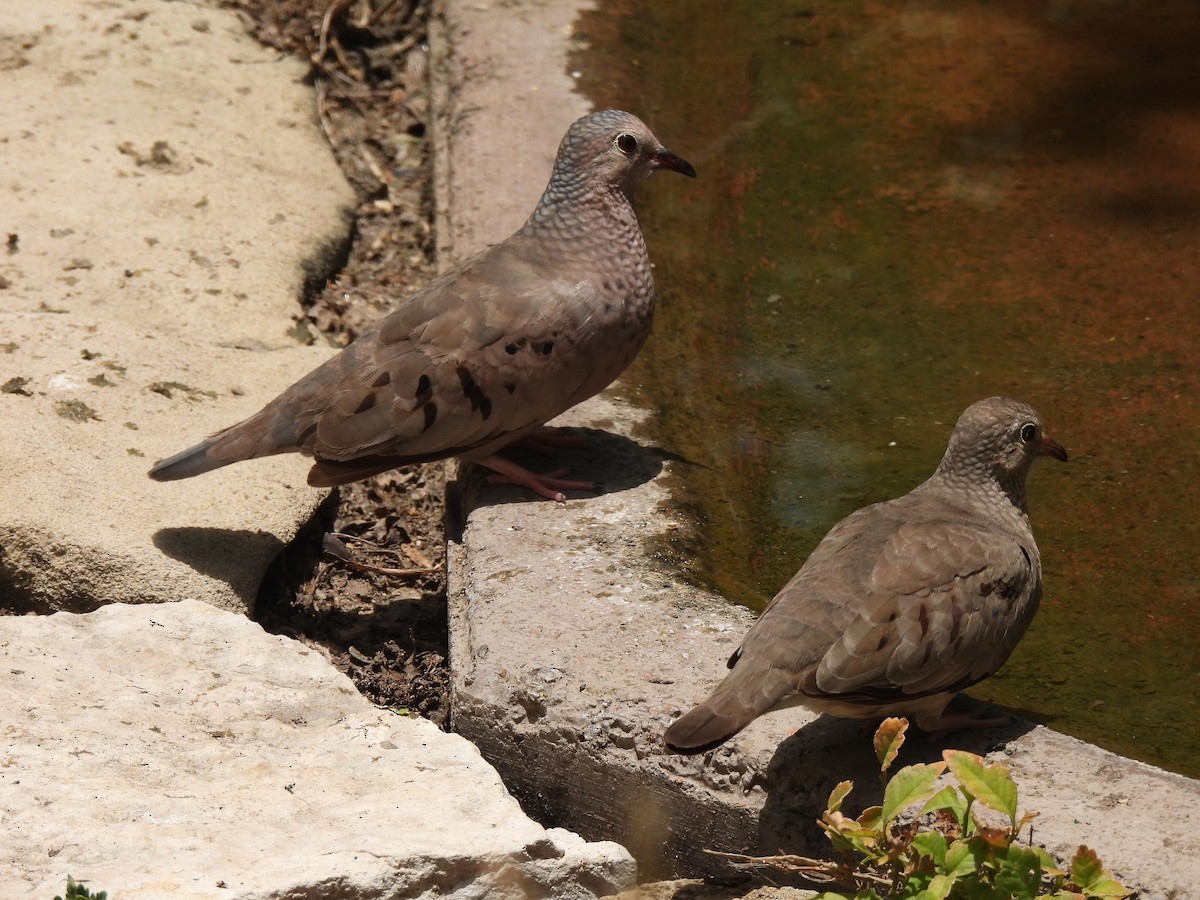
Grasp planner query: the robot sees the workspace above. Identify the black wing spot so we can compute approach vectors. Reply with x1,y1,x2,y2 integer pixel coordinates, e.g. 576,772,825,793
540,341,554,356
457,366,493,421
355,393,376,414
372,370,391,388
415,374,432,401
423,401,438,432
504,382,516,394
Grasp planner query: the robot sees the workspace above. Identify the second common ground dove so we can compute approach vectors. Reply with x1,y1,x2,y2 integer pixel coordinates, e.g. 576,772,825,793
665,397,1068,754
148,109,695,500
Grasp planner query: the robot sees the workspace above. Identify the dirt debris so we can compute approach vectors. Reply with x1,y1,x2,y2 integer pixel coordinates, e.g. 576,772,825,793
225,0,451,725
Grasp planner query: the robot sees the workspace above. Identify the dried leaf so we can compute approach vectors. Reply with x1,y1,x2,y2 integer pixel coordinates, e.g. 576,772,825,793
827,779,853,813
874,716,908,772
402,542,433,568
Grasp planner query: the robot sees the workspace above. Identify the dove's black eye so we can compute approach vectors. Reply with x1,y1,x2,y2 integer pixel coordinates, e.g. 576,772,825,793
615,133,638,155
1020,423,1038,444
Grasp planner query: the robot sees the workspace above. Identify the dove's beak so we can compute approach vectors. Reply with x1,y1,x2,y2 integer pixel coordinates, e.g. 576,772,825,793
652,148,697,178
1036,434,1069,462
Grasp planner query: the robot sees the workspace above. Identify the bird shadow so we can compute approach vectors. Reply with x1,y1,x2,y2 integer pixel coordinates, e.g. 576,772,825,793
152,526,286,602
455,425,693,511
756,701,1038,860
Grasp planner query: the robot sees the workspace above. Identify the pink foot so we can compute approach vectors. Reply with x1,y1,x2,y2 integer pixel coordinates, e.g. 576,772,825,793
477,454,597,502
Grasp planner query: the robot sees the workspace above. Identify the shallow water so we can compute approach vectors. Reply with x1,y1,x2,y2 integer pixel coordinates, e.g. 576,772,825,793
575,0,1200,777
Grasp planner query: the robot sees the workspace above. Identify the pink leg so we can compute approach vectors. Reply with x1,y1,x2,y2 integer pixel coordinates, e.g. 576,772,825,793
508,426,591,456
476,453,597,502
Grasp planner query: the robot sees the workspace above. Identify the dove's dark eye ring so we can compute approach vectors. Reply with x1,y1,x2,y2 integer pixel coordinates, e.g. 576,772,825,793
1020,422,1038,443
615,133,638,155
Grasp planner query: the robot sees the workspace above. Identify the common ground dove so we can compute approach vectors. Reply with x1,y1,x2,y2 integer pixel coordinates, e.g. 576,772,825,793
665,397,1068,754
148,110,695,500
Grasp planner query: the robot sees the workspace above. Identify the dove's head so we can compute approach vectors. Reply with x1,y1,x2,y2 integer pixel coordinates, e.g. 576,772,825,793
548,109,696,202
936,396,1068,503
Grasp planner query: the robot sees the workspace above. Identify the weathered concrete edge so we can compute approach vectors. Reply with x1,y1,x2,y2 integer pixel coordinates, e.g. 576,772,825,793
430,0,1200,894
444,395,1200,893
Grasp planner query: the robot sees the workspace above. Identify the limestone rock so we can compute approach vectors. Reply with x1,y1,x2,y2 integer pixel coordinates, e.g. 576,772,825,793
0,0,355,614
0,599,635,898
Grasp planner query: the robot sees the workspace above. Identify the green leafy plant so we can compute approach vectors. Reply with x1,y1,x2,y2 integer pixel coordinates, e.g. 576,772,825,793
712,717,1130,899
53,875,107,900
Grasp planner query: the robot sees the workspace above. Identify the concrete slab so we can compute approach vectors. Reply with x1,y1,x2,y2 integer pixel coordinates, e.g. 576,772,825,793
0,0,353,614
434,0,1200,894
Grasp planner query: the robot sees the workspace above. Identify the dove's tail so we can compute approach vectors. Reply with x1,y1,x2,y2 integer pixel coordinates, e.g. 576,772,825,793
147,436,234,481
664,661,796,755
147,402,302,482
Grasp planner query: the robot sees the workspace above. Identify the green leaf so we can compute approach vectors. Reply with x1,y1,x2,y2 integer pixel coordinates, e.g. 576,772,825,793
828,779,854,813
1065,848,1129,899
874,716,909,773
1031,844,1066,877
1069,845,1104,888
943,750,1018,824
54,879,106,900
911,873,957,900
1088,879,1130,898
911,830,949,866
994,844,1046,897
822,827,857,854
882,761,947,825
953,879,1000,900
898,870,935,899
920,784,968,823
944,839,980,878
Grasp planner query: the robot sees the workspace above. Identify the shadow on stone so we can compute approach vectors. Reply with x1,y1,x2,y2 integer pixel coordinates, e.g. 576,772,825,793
461,427,669,506
153,526,286,606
